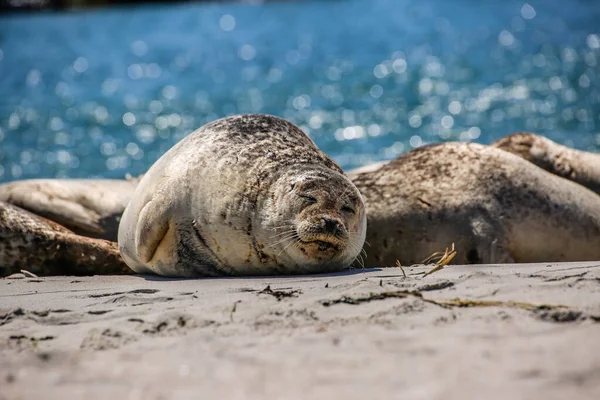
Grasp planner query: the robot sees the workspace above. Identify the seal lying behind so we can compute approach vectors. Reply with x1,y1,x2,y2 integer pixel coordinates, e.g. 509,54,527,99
350,142,600,267
118,114,367,277
492,132,600,195
0,201,131,276
0,177,140,241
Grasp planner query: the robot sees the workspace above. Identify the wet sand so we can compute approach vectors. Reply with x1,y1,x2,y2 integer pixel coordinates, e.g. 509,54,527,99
1,262,599,399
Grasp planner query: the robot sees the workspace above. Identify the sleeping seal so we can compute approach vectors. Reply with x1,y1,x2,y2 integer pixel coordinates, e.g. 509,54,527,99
0,177,141,241
0,201,131,276
350,142,600,267
492,132,600,195
118,114,367,277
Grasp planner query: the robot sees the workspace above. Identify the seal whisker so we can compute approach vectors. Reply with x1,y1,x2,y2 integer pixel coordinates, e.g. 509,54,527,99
267,234,300,248
360,247,368,259
268,229,298,239
353,251,365,269
276,237,301,258
353,242,368,262
268,233,298,244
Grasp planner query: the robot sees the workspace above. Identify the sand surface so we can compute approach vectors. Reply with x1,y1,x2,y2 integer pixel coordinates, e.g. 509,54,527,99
1,262,599,400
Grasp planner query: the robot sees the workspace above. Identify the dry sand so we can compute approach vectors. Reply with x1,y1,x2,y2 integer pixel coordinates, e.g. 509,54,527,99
1,262,599,400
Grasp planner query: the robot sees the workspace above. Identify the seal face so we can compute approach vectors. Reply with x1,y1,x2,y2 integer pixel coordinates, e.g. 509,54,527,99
351,142,600,267
118,114,366,277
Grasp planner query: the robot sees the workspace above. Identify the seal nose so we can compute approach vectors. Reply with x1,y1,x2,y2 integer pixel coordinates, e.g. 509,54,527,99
320,216,341,234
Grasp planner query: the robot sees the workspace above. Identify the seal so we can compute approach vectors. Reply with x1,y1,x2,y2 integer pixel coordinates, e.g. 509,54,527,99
0,177,140,241
118,114,367,277
351,142,600,267
0,201,132,276
492,132,600,195
346,160,390,175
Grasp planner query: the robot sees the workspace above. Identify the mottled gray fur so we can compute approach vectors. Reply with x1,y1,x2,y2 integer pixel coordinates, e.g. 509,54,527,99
350,142,600,267
118,114,366,277
0,201,131,276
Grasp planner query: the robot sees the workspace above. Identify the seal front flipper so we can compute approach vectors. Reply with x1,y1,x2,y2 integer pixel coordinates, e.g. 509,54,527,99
135,199,171,264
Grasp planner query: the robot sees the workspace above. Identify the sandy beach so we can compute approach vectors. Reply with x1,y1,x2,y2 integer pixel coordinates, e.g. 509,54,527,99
1,262,599,399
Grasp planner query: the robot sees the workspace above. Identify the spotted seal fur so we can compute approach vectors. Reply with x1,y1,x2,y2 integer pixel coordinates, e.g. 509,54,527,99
118,114,367,277
0,201,131,276
350,142,600,266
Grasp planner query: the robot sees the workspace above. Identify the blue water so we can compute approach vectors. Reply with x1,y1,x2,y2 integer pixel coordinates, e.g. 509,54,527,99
0,0,599,182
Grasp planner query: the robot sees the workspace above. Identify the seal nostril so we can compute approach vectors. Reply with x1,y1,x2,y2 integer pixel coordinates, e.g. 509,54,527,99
320,216,340,233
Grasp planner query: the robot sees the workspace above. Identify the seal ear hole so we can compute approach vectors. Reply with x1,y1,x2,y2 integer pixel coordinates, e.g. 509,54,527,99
290,183,296,191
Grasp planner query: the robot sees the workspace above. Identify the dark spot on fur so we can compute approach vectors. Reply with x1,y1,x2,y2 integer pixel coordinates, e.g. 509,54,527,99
417,197,432,208
251,239,271,265
466,248,480,264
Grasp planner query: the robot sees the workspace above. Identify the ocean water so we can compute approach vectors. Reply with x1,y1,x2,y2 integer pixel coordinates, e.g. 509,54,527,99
0,0,599,182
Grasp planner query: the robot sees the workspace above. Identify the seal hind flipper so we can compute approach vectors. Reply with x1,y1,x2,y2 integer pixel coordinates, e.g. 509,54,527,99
0,201,132,276
0,178,139,241
25,191,104,235
134,199,171,264
492,132,600,195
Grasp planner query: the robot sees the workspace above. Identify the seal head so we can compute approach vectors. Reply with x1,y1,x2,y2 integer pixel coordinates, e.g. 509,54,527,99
265,166,366,273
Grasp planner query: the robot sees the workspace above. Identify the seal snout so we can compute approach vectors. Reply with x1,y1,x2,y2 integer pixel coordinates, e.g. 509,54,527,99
294,214,349,260
320,216,343,236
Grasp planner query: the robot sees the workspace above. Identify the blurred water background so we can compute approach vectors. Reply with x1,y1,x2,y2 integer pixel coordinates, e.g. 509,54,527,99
0,0,599,182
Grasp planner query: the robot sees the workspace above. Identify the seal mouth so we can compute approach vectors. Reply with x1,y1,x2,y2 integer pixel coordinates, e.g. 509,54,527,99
299,239,340,253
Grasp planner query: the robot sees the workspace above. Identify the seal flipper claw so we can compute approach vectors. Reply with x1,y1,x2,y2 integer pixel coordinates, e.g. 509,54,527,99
135,200,170,264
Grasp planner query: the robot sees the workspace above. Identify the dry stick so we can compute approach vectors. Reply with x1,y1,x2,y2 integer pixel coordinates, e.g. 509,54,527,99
230,300,242,322
321,290,568,312
258,285,301,301
422,243,457,277
425,298,563,311
20,270,39,278
395,260,407,279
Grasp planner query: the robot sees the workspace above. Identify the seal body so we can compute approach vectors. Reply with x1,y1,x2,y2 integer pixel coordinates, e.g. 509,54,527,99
0,201,131,276
351,142,600,267
492,132,600,195
118,114,367,277
0,177,140,241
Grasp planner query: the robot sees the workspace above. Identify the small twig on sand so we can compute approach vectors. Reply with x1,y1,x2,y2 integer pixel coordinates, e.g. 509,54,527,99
422,243,457,277
427,298,565,311
395,260,407,278
230,300,242,322
258,285,301,301
20,270,39,278
321,289,568,312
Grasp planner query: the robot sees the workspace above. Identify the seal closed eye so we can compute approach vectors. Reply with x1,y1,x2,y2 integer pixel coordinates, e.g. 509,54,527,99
118,114,367,277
